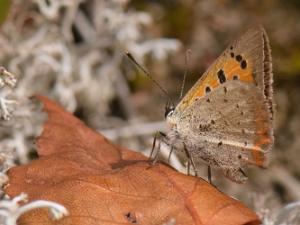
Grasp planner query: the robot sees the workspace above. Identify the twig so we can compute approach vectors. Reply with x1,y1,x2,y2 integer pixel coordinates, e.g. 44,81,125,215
74,9,98,42
100,121,186,173
100,121,166,140
270,165,300,200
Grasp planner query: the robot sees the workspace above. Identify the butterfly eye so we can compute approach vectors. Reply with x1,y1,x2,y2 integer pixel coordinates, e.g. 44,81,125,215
164,101,175,118
165,106,175,118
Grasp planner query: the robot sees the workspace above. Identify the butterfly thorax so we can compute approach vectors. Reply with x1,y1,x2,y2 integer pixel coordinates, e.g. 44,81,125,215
165,110,177,127
165,110,187,150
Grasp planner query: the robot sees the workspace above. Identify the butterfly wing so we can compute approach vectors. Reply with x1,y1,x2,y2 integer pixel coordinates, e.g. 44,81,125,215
176,26,273,119
169,26,273,183
177,80,272,183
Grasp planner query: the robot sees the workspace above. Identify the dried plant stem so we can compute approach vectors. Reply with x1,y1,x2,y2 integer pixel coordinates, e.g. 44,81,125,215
271,165,300,200
100,121,166,140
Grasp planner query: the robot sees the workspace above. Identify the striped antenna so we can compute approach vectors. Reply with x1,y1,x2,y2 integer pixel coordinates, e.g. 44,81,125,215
126,52,173,103
179,49,191,99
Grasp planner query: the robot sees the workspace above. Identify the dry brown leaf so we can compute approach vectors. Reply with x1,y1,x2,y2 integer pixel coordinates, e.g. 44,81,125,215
5,96,260,225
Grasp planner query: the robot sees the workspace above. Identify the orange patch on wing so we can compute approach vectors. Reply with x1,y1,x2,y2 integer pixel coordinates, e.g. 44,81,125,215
251,137,271,168
251,106,273,168
178,58,255,111
223,58,254,82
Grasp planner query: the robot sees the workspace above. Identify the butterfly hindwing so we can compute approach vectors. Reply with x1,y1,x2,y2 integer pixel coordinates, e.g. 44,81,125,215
176,81,272,183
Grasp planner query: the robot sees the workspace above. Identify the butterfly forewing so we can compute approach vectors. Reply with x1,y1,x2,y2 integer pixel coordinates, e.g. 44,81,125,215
176,26,273,117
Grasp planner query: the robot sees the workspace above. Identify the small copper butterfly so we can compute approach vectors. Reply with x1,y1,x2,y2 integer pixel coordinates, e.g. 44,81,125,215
162,26,274,183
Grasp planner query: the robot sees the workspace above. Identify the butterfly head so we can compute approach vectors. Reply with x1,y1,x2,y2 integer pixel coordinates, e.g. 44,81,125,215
165,101,180,130
164,101,175,118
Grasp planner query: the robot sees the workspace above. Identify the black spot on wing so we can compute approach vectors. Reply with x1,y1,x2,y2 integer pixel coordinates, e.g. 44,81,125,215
235,55,242,62
217,69,226,83
205,86,211,93
241,60,247,69
199,124,210,132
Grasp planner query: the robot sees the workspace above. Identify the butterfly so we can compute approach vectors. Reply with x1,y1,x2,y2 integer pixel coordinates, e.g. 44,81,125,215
162,26,274,183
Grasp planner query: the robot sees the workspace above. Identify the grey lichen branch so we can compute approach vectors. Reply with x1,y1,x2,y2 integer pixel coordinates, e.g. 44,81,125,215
0,67,18,121
0,68,17,89
0,193,69,225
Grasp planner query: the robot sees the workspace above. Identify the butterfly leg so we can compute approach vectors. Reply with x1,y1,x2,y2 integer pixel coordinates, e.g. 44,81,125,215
149,132,159,160
150,131,166,165
208,165,212,184
222,167,248,184
151,140,161,165
187,160,191,175
190,157,198,176
167,146,174,163
183,143,198,176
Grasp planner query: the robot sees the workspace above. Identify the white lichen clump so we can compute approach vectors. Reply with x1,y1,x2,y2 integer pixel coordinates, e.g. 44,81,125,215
0,193,68,225
0,67,18,121
0,1,181,223
0,0,181,166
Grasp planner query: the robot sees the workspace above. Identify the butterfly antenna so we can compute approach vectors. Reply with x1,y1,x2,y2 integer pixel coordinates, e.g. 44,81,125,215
179,49,191,100
126,52,173,103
